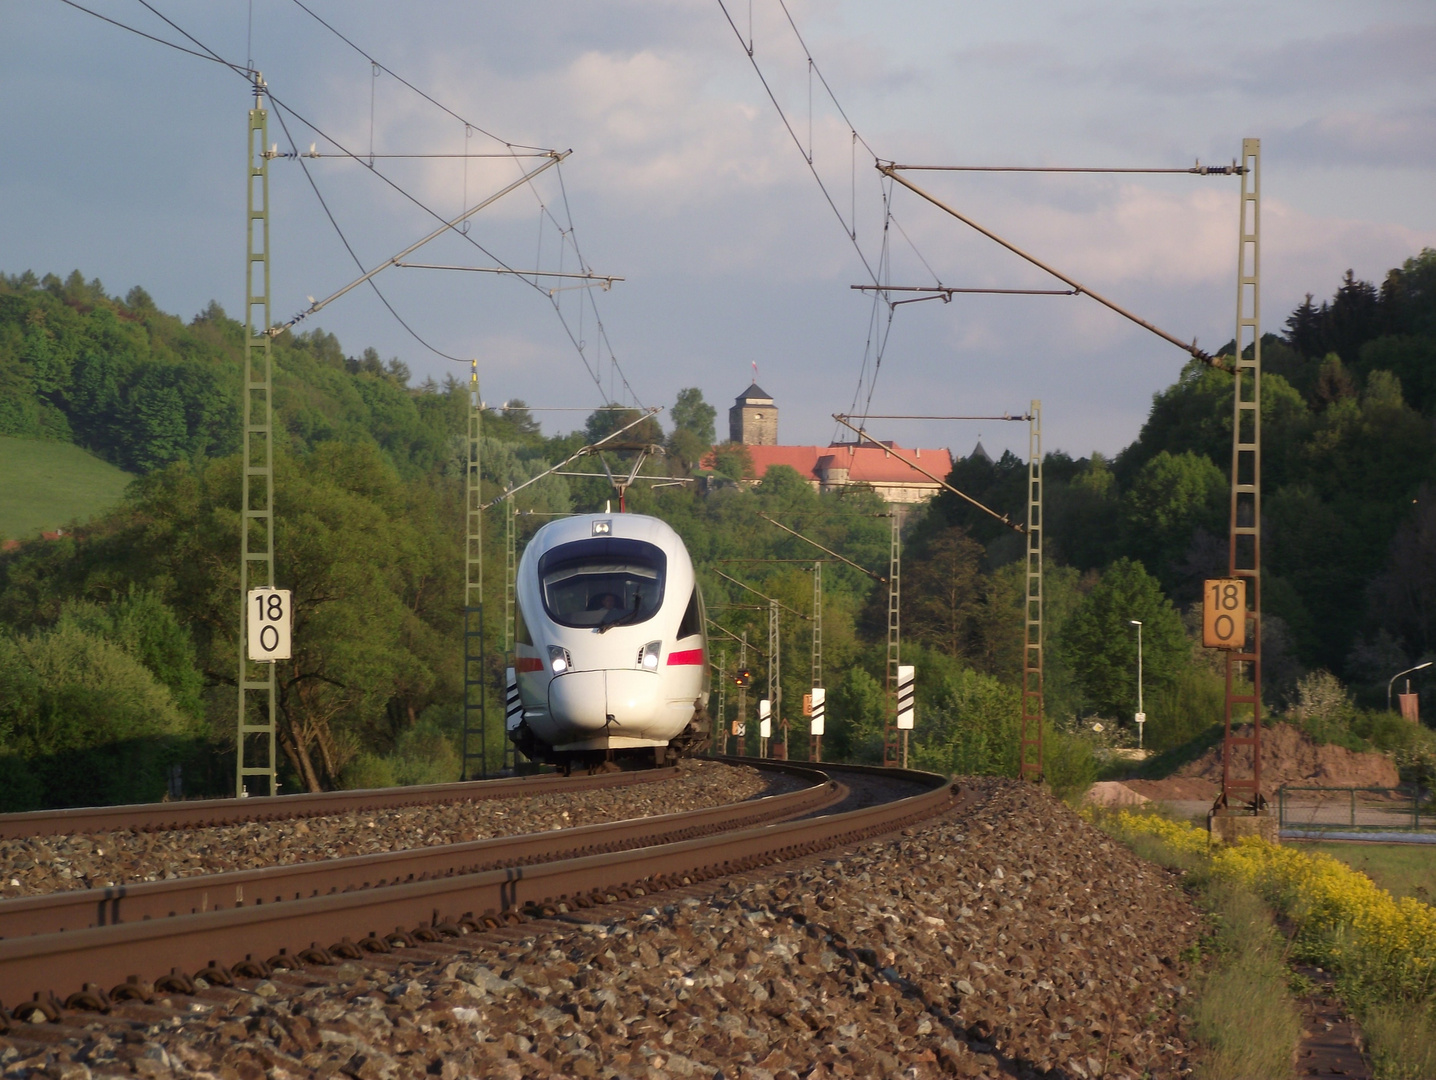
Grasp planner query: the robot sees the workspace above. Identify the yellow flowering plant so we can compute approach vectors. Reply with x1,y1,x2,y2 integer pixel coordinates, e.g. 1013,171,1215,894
1089,808,1436,1006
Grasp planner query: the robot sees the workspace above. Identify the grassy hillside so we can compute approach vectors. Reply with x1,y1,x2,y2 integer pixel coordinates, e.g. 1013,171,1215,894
0,436,132,540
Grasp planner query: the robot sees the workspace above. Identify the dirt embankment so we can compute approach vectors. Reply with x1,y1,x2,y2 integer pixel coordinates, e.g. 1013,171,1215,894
1099,722,1399,806
1177,722,1399,789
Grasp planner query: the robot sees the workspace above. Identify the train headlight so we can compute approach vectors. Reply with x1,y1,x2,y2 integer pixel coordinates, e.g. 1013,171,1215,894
640,641,662,671
548,646,570,674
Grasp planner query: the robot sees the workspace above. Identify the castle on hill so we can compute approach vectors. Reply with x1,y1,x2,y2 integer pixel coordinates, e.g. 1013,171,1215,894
716,381,955,505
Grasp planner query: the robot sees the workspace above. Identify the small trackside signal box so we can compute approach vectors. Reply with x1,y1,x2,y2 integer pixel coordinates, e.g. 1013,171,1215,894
247,587,292,661
1203,578,1246,650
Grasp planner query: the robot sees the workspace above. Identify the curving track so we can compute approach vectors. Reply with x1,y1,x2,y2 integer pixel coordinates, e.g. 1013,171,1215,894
0,761,960,1028
0,767,680,840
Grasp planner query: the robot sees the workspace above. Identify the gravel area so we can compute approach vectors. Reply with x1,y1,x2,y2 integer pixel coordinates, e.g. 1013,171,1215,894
0,778,1202,1078
0,762,783,900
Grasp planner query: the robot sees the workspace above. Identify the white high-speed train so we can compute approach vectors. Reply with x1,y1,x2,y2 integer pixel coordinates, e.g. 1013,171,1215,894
507,513,711,770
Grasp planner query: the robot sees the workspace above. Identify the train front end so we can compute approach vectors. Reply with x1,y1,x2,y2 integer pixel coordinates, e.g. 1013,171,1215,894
509,514,710,769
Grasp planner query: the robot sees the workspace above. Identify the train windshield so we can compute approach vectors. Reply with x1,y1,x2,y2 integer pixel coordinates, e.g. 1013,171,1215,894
538,538,667,630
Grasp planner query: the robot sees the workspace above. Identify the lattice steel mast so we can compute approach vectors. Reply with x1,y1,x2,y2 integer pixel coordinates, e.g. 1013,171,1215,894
461,361,487,780
737,633,748,756
883,510,902,768
716,649,727,756
1220,139,1264,811
811,561,822,762
503,502,517,773
236,76,278,798
767,599,781,758
1019,401,1044,781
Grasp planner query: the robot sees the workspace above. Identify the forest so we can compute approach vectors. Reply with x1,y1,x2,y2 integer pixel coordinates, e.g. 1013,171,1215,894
0,250,1433,809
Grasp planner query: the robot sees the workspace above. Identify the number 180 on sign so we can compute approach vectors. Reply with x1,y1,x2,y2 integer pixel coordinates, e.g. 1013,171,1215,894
247,588,292,661
1202,579,1246,650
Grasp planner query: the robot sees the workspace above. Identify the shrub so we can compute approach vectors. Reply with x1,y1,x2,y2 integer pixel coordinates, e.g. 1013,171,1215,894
1042,723,1098,799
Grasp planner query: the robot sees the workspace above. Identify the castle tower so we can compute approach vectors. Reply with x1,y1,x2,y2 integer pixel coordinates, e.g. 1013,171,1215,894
729,382,778,445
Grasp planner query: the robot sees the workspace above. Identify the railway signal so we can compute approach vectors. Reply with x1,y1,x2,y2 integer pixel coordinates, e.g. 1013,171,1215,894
735,667,752,687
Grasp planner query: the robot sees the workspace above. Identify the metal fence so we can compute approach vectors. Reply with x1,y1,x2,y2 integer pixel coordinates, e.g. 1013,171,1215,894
1277,785,1434,836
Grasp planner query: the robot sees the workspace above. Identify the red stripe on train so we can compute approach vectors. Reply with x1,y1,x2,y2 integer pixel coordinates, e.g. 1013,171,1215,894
666,649,705,666
515,657,545,672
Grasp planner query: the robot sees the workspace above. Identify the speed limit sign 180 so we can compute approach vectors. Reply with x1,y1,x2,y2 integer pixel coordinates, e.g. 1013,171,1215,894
1203,578,1246,650
247,588,292,661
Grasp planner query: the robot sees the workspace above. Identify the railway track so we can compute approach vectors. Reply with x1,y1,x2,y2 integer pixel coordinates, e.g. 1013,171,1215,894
0,761,958,1027
0,766,679,840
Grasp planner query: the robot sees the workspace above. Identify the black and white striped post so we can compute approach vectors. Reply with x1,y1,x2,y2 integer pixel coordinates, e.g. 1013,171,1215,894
809,688,825,762
896,664,915,768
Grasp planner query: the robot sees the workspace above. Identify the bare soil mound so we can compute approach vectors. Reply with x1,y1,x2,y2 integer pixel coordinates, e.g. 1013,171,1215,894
1176,721,1398,789
1123,776,1218,802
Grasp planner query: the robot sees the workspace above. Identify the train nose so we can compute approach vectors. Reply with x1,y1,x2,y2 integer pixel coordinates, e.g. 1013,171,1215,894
547,670,659,731
604,670,660,726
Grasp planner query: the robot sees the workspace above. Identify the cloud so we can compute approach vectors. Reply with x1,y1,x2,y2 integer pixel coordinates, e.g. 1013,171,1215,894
1268,108,1436,169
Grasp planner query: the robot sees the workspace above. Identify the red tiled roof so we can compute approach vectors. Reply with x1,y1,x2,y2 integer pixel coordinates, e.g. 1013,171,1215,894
741,443,953,485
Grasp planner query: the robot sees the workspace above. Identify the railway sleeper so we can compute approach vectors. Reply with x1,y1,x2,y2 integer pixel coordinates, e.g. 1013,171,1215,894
0,766,953,1030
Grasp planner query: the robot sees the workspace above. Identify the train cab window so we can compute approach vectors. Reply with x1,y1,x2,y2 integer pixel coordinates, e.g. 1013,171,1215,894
539,538,667,630
677,586,702,640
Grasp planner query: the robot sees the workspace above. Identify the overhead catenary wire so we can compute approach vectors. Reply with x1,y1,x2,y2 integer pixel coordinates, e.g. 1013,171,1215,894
755,514,886,583
712,570,810,619
270,151,558,159
271,150,568,332
887,163,1245,175
831,414,1025,534
264,80,625,400
55,0,493,363
55,0,637,403
713,2,949,417
843,413,1033,421
394,264,623,288
877,165,1223,368
297,0,644,407
481,409,664,510
285,0,552,152
54,0,241,70
851,285,1076,296
269,101,465,362
116,0,476,364
713,0,879,286
290,0,643,405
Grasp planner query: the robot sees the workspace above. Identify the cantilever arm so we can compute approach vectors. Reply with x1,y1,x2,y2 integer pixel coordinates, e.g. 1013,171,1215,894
877,164,1227,372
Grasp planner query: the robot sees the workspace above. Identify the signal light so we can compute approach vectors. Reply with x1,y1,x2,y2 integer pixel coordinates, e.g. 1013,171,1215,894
734,668,752,687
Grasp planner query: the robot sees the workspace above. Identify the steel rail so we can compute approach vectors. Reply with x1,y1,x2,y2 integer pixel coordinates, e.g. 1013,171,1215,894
0,772,844,939
0,768,678,840
0,765,956,1011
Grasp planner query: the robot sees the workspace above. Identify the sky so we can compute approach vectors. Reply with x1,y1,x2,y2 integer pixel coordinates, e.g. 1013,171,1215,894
4,0,1434,461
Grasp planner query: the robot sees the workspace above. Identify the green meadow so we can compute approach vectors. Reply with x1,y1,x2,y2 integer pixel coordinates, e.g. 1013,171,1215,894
0,436,132,541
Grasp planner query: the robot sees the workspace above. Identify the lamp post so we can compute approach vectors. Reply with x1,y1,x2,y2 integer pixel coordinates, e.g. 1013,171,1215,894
1388,660,1433,712
1128,619,1145,750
